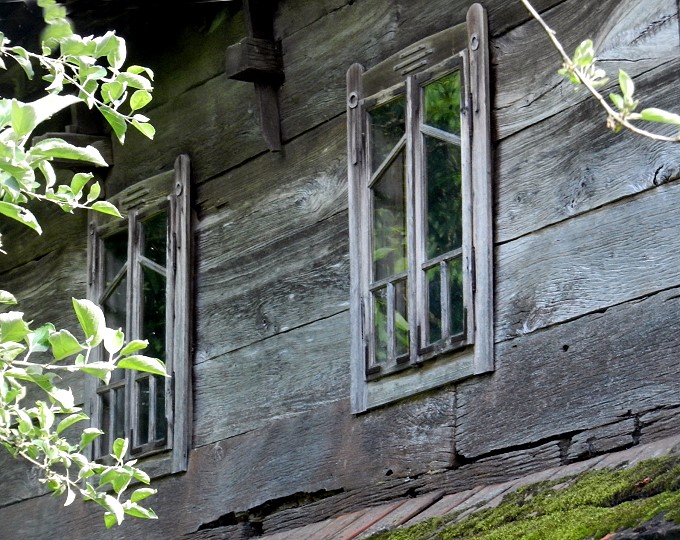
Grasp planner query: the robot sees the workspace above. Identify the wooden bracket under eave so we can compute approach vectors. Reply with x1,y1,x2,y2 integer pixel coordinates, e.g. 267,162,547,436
225,0,284,152
226,37,284,152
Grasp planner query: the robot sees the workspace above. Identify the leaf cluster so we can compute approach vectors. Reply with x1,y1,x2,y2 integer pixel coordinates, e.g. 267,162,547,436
0,292,166,527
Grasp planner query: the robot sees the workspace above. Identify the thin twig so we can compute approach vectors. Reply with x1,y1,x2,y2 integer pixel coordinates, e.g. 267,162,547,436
519,0,680,142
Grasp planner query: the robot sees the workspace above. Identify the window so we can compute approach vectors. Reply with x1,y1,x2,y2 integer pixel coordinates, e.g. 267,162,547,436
347,4,492,412
86,155,192,473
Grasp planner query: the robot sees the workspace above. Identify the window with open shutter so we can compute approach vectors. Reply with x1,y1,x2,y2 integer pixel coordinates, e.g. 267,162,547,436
347,4,493,412
86,154,192,473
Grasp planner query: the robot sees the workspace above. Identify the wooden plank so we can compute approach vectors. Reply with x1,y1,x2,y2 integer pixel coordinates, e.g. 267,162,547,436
494,0,678,140
193,312,351,446
0,393,456,538
496,180,680,342
458,287,680,458
496,58,680,244
195,212,349,359
195,115,347,245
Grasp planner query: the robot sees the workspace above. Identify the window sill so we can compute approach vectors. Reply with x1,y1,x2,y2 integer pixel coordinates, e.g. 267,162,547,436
360,346,475,412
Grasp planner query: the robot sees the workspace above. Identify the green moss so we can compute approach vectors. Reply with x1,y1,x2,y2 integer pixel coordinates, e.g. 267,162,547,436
368,456,680,540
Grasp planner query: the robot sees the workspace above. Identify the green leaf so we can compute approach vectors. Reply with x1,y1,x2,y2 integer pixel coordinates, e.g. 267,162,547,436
0,201,41,233
126,65,154,80
116,72,152,91
97,106,127,143
64,486,76,507
104,513,117,529
112,438,128,461
11,94,80,139
102,494,124,527
91,201,123,218
79,427,103,451
30,139,108,167
27,323,55,353
56,412,89,435
48,329,84,360
48,386,75,410
101,81,125,104
72,298,106,347
0,290,16,305
123,502,157,519
618,69,634,101
38,160,56,189
103,327,124,354
78,361,116,383
111,469,132,494
94,32,126,69
86,180,101,203
117,355,167,377
640,108,680,126
132,120,155,140
0,311,30,342
130,487,156,503
71,172,94,195
11,99,38,138
130,90,152,111
609,93,624,111
10,46,33,79
119,339,148,355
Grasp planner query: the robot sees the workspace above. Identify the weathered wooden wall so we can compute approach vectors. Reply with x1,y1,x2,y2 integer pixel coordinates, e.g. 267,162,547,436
0,0,679,538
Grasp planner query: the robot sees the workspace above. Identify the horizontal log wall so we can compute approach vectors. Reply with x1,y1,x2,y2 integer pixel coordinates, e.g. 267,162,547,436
1,0,679,537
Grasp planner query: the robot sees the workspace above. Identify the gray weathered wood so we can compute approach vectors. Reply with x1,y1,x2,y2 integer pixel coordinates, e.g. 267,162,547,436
494,0,678,140
458,287,680,458
496,179,680,342
193,312,351,446
195,211,349,358
496,58,680,244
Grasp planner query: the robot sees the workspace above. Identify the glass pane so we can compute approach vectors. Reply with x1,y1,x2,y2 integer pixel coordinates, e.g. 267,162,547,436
142,212,167,267
103,276,127,336
425,135,462,258
142,266,166,360
423,71,461,134
372,287,388,364
394,279,409,357
369,96,405,172
113,387,125,441
155,376,167,441
426,265,442,344
103,230,128,289
448,257,465,336
137,378,149,446
99,390,110,456
372,151,407,281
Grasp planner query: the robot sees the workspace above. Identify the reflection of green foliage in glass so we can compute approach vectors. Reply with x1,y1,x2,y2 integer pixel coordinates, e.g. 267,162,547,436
372,152,407,280
426,265,442,344
370,96,405,171
425,136,462,259
394,280,409,356
449,257,465,336
424,71,461,134
373,288,388,363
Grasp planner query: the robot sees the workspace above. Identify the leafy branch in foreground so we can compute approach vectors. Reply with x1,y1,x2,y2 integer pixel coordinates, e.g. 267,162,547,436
0,0,156,239
0,0,164,528
520,0,680,142
0,294,166,528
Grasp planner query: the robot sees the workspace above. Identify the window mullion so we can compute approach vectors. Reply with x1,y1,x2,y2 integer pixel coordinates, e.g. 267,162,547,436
406,75,422,364
127,210,141,448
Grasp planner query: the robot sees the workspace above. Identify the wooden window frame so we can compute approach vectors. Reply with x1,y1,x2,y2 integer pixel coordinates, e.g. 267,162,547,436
86,155,192,474
347,4,492,413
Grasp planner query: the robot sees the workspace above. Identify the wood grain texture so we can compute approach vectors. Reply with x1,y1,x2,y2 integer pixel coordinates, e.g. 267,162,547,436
458,287,680,458
494,0,678,140
193,312,351,446
496,58,680,244
195,212,349,359
497,179,680,342
0,394,455,539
